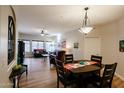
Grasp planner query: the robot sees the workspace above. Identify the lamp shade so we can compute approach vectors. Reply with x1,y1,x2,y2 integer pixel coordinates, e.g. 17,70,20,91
40,33,45,36
80,27,93,34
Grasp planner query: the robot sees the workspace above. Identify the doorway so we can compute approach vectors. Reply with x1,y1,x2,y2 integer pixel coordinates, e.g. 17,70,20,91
84,37,101,60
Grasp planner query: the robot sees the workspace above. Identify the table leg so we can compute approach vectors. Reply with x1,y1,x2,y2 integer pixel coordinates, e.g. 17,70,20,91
77,74,87,88
77,74,82,88
12,77,16,88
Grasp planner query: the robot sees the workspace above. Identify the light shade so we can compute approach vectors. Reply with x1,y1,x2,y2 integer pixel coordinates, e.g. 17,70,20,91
40,33,45,36
79,26,93,34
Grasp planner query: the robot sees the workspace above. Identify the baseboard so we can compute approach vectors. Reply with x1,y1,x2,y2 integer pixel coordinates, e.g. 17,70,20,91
115,72,124,81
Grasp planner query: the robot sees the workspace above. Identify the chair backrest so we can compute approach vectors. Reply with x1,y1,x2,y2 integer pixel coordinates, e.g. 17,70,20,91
49,54,56,65
56,50,65,62
101,63,117,87
55,59,65,80
64,54,73,64
91,55,102,67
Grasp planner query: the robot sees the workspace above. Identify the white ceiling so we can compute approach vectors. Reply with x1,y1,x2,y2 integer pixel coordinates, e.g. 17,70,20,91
15,5,124,35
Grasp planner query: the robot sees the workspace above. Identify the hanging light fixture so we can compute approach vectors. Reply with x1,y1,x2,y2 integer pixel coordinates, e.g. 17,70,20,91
40,28,49,36
79,7,93,34
40,30,45,36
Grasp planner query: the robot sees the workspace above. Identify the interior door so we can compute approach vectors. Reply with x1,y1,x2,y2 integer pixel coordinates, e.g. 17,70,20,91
84,37,101,60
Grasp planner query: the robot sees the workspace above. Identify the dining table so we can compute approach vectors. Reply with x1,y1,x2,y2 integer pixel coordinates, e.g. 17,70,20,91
64,60,102,87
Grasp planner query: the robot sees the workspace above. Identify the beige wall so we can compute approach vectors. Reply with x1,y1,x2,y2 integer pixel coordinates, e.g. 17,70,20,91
0,6,17,87
101,23,118,64
100,17,124,79
61,28,101,60
61,30,85,60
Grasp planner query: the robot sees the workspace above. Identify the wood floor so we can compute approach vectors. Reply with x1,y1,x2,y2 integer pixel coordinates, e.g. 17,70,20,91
20,58,124,88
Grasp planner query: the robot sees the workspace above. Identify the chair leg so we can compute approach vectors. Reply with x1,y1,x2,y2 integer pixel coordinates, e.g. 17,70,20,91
17,76,20,88
57,78,59,88
109,84,112,88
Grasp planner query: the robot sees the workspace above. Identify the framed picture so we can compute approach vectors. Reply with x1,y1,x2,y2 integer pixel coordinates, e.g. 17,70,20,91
8,15,15,65
74,42,79,49
119,40,124,52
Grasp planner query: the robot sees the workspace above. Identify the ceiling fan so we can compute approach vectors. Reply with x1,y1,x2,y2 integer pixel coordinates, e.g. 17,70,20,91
40,29,49,36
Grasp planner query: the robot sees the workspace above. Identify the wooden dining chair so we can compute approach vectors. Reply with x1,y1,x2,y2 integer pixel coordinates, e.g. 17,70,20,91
91,55,102,67
64,54,74,64
54,59,77,88
86,63,117,88
91,55,102,76
49,54,56,67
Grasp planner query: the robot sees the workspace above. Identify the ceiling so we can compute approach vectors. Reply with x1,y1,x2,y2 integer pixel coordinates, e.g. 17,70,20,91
15,5,124,35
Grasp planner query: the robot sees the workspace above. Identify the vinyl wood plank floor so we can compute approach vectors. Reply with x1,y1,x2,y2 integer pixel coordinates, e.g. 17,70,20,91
19,58,124,88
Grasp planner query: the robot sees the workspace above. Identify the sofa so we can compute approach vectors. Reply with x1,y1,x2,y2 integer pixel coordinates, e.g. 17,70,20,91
33,49,48,58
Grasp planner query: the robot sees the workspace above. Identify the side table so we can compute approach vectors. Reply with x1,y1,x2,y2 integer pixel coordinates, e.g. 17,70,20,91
9,65,27,88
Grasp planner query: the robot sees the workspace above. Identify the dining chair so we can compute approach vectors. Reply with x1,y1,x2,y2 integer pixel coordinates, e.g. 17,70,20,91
49,54,56,67
86,63,117,88
91,55,102,76
91,55,102,67
55,59,77,88
64,54,74,64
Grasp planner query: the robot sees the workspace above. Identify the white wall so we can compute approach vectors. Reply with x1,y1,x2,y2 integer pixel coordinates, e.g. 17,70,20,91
0,6,17,87
100,17,124,79
61,28,101,60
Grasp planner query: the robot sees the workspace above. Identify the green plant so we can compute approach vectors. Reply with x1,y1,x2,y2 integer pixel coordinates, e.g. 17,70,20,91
12,64,22,71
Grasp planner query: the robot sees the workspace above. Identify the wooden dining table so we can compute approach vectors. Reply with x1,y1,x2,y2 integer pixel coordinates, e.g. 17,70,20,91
64,60,102,87
64,60,101,74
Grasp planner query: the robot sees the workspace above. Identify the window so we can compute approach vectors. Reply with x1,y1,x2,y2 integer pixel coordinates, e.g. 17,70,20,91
46,42,55,52
32,41,44,52
23,40,30,52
